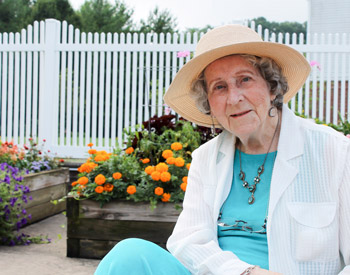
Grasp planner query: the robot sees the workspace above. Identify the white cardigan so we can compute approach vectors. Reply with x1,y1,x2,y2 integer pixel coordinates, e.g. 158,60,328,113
167,105,350,275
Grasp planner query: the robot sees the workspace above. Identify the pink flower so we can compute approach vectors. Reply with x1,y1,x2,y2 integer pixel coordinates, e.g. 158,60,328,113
163,105,172,115
346,134,350,139
310,60,321,70
177,51,190,58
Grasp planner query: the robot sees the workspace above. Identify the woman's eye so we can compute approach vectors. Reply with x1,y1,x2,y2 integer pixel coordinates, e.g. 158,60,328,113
215,84,225,90
242,77,251,82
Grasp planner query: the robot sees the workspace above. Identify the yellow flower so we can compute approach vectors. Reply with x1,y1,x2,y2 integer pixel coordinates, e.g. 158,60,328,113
171,142,183,151
162,150,173,159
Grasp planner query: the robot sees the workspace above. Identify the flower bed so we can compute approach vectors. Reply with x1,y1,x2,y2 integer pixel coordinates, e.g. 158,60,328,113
66,198,180,259
23,168,69,224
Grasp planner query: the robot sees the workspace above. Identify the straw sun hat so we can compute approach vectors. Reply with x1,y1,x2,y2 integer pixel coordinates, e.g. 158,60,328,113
163,24,311,128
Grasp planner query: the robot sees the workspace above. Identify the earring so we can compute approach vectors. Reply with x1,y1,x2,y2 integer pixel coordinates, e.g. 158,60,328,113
210,115,217,138
268,106,277,117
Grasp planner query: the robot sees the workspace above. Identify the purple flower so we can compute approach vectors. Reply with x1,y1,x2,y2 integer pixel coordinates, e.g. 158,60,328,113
22,209,27,215
10,197,18,207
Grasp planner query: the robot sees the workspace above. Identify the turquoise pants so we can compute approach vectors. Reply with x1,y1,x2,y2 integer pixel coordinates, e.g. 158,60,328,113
94,238,191,275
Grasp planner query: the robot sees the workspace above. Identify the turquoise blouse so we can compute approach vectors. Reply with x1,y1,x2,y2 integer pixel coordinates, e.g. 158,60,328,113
217,149,277,270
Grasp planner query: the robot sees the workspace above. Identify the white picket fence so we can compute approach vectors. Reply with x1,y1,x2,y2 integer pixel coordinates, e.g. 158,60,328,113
0,19,349,158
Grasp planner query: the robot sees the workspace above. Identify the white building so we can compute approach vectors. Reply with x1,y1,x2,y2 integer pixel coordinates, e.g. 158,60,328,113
307,0,350,34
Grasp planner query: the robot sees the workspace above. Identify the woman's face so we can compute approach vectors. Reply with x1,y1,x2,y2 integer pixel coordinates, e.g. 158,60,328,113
205,55,275,139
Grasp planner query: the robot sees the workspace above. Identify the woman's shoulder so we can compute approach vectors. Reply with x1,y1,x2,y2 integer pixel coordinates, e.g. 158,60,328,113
192,130,231,158
298,115,349,143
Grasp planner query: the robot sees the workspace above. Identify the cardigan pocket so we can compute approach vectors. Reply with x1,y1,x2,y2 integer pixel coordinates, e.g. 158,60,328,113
287,202,338,262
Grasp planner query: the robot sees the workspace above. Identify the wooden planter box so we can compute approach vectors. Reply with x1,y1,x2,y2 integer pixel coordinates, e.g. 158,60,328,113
23,168,69,224
66,198,181,259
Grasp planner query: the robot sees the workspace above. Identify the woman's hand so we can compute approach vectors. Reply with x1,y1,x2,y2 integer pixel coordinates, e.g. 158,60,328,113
250,266,282,275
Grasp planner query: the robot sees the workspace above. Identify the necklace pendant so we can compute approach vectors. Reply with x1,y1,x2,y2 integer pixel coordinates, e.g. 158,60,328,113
248,185,256,192
242,181,248,188
248,195,255,204
239,171,245,180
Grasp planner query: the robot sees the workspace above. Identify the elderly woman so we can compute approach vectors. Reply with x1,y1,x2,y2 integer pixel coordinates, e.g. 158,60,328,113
95,25,350,275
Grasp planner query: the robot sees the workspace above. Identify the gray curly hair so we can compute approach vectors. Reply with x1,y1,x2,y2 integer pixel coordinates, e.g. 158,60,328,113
190,54,289,115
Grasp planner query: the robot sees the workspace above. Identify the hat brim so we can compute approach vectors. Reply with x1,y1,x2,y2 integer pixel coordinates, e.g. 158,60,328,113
164,41,310,128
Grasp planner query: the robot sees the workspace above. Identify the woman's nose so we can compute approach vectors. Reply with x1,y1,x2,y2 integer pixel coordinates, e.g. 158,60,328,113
227,84,243,105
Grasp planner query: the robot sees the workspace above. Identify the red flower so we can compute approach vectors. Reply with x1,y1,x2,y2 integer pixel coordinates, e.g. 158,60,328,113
59,159,64,163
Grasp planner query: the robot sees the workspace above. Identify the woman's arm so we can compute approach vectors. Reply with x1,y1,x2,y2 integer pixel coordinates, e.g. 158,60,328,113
338,142,350,274
167,148,252,274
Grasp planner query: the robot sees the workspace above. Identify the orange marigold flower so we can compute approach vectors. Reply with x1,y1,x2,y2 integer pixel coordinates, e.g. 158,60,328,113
71,181,78,187
77,176,89,185
174,157,185,167
161,193,171,202
171,142,183,151
95,186,104,193
166,157,175,165
156,162,168,173
186,163,191,170
104,183,114,192
154,187,164,196
145,166,155,175
125,147,134,154
160,171,171,182
88,149,97,154
142,158,150,164
127,185,137,195
94,153,109,162
182,176,188,183
151,171,161,181
87,143,94,147
180,182,187,192
77,162,98,173
95,174,106,185
113,172,122,180
162,150,173,159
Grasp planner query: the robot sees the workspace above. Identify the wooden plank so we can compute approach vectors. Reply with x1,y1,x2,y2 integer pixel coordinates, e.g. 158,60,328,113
78,200,181,222
26,200,65,224
25,183,66,208
23,168,69,191
67,218,175,243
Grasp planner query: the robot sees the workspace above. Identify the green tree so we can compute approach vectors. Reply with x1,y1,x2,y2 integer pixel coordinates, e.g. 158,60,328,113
139,6,177,34
185,25,213,35
249,17,306,37
0,0,32,33
29,0,80,27
78,0,133,33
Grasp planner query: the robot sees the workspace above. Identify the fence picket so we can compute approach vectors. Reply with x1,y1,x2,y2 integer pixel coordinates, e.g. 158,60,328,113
72,28,80,146
98,33,106,147
124,33,132,132
117,33,125,146
78,32,86,147
25,25,33,141
104,33,112,147
13,32,20,145
111,33,119,146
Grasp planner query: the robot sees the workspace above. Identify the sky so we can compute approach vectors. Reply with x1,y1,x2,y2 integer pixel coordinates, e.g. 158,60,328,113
69,0,309,31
